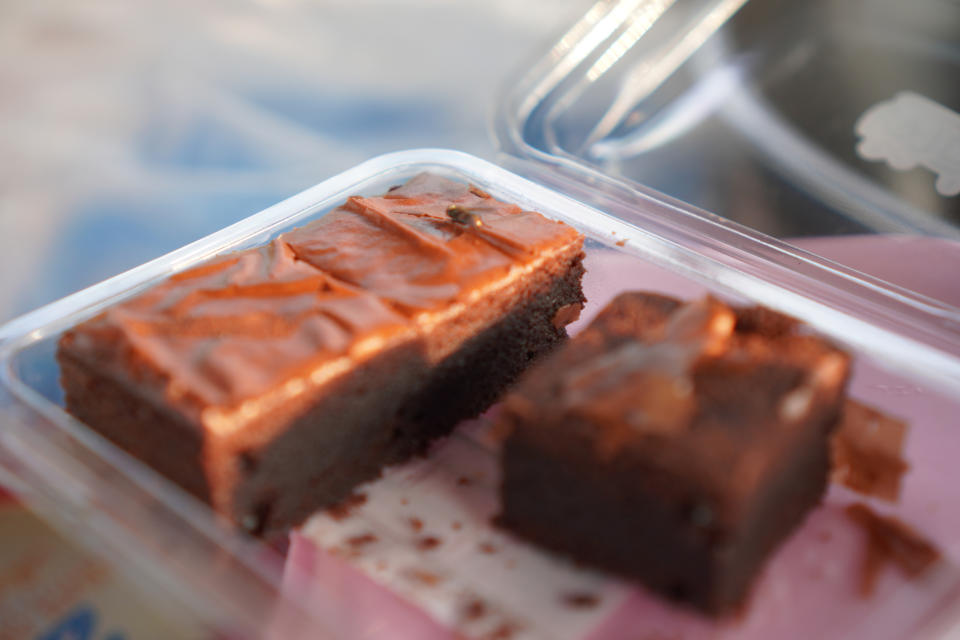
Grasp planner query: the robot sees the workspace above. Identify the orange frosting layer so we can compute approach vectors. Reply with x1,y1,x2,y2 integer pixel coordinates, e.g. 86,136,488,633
64,240,409,410
62,174,584,414
281,173,582,314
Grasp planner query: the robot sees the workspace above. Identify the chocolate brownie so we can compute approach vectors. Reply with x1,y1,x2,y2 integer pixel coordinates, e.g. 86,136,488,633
58,174,585,537
496,292,851,615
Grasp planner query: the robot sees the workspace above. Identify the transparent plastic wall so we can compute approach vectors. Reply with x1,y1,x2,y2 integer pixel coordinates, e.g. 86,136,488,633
1,150,959,638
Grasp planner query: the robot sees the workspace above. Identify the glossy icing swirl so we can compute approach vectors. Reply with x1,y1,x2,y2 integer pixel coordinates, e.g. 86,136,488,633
62,174,583,413
281,173,581,314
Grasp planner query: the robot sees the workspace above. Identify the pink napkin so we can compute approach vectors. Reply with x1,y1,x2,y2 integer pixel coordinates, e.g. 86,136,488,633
276,236,960,640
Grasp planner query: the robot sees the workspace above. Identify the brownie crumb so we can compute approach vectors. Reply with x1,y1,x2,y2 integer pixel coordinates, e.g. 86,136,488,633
469,186,492,199
452,521,463,531
615,239,627,247
478,542,497,554
845,502,940,596
347,533,378,548
457,475,472,486
831,400,909,502
327,491,368,520
563,592,600,608
462,598,487,621
484,623,518,639
409,517,424,533
400,497,410,506
417,536,442,551
406,568,442,586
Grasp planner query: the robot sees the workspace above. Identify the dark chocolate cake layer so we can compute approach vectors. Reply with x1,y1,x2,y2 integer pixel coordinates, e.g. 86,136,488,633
497,292,850,616
58,174,585,537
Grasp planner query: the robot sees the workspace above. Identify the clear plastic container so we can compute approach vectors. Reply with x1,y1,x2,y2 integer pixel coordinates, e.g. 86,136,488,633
1,148,959,638
494,0,960,315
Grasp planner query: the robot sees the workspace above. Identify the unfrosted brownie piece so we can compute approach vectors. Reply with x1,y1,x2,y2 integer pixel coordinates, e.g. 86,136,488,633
832,400,909,502
58,174,585,537
497,292,851,615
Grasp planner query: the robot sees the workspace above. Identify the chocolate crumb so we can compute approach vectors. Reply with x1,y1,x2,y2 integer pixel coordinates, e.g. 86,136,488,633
457,475,472,486
845,502,940,596
615,239,627,247
406,568,442,586
400,497,410,506
469,186,492,199
478,542,497,554
409,517,424,533
347,533,378,548
831,400,909,502
462,599,487,621
563,592,600,608
452,521,463,530
484,623,517,639
327,492,368,520
417,536,442,551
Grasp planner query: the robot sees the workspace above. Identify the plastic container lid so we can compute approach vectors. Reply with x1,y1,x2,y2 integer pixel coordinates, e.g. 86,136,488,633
494,0,960,314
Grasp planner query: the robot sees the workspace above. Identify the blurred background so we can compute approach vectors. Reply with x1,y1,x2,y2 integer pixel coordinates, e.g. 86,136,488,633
0,0,592,323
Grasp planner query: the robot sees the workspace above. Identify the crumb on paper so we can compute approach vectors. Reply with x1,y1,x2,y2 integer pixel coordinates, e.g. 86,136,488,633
845,502,940,596
462,598,487,621
327,491,368,520
346,533,378,548
562,592,600,608
485,622,519,639
417,536,442,551
405,568,442,587
831,400,909,502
